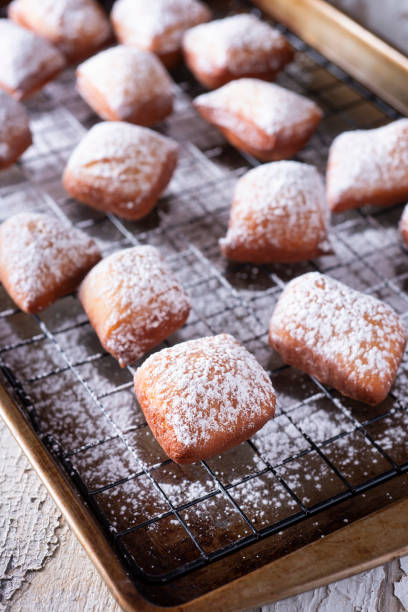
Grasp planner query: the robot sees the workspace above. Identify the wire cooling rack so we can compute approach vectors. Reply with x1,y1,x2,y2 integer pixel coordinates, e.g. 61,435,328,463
1,0,408,598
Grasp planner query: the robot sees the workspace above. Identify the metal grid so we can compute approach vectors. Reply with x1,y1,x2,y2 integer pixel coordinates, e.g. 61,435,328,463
1,2,408,587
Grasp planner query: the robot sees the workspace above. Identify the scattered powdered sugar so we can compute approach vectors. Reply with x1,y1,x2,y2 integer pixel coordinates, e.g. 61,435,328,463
81,246,190,365
153,463,216,506
231,472,299,528
194,78,321,138
368,408,408,464
181,494,252,548
289,397,354,443
0,20,65,93
270,272,408,395
136,333,275,449
0,212,100,311
251,414,311,466
0,90,30,162
323,430,392,486
275,451,346,507
9,0,111,49
183,14,289,74
327,119,408,206
65,121,178,206
78,46,173,119
112,0,211,54
220,161,330,258
94,473,169,532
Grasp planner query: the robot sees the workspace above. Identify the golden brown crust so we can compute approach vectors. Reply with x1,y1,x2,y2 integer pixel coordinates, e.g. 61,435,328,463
185,61,281,90
111,0,212,67
0,131,32,170
62,122,179,221
217,122,319,162
8,0,112,63
134,334,276,463
400,205,408,247
193,80,322,161
136,379,275,464
0,19,65,101
220,161,330,264
182,15,294,90
326,119,408,213
0,92,32,170
75,47,174,126
79,246,191,367
268,272,407,406
63,146,177,220
0,213,101,313
76,72,173,125
0,67,64,102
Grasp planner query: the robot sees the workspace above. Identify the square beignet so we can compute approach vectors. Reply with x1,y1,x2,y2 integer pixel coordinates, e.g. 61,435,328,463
62,122,179,220
0,213,101,313
76,46,173,126
327,119,408,213
0,20,65,100
0,90,32,170
79,246,191,367
111,0,211,68
220,161,330,263
8,0,112,63
134,333,276,463
269,272,407,405
193,78,322,161
182,14,293,90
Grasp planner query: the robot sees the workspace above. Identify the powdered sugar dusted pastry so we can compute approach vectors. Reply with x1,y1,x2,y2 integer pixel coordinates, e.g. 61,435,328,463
76,46,173,126
194,78,322,161
0,90,32,170
0,20,65,100
220,161,330,263
400,204,408,247
327,119,408,213
8,0,111,63
79,246,191,367
183,14,293,89
0,213,101,313
111,0,211,67
134,333,276,463
269,272,407,405
63,122,179,220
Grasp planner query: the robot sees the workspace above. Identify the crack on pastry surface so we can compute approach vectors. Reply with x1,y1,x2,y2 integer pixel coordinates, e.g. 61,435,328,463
62,121,179,220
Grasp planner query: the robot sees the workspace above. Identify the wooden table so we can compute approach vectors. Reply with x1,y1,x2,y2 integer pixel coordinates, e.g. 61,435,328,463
2,418,408,612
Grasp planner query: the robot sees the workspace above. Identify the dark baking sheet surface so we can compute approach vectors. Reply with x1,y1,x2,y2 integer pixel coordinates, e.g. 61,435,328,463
1,1,407,606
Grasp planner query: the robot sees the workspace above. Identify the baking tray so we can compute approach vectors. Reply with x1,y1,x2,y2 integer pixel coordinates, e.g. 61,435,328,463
1,1,408,609
254,0,408,115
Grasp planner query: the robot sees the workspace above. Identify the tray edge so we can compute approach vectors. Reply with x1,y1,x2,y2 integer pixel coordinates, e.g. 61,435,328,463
2,382,408,610
253,0,408,115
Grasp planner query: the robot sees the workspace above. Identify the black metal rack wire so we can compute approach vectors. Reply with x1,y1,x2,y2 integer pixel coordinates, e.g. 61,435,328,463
1,2,408,590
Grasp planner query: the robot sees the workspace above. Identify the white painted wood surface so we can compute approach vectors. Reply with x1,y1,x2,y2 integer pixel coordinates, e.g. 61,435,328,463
1,418,407,612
